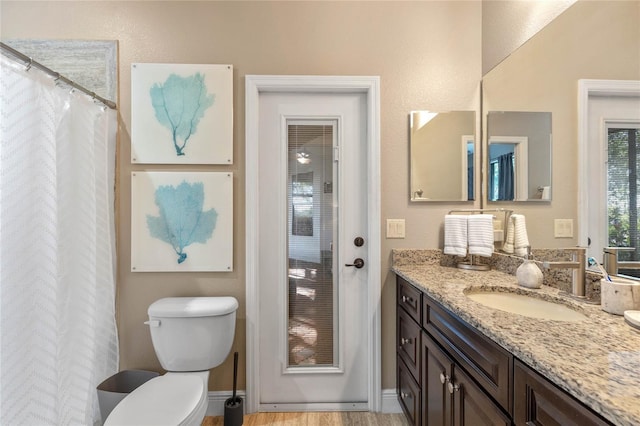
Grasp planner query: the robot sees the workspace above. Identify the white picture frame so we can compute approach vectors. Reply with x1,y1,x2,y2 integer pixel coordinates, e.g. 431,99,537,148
131,171,233,272
131,63,233,164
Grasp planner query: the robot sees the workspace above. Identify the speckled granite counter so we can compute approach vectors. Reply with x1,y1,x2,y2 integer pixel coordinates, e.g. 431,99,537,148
392,249,640,426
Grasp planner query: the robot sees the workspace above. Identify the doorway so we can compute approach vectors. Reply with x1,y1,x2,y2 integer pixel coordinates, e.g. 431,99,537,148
245,76,381,413
578,79,640,268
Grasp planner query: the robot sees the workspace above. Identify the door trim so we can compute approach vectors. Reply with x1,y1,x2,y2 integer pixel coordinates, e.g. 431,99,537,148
245,75,381,413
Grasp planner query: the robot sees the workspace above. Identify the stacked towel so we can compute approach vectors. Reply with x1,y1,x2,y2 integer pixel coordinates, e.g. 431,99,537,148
503,214,530,256
444,215,468,257
468,214,495,258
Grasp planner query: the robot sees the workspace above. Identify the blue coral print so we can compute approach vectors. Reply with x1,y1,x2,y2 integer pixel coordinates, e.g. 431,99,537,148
150,72,215,156
146,181,217,264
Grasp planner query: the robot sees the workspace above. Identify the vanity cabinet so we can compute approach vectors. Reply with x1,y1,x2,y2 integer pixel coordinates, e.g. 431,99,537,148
396,275,612,426
397,279,422,425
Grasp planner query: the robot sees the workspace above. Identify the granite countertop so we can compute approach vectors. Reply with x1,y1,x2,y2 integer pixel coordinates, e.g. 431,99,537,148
392,249,640,426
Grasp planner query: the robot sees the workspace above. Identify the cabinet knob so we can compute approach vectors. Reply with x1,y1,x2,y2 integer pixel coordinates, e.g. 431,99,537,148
400,337,413,346
439,372,449,384
401,295,414,304
447,381,460,394
400,391,412,400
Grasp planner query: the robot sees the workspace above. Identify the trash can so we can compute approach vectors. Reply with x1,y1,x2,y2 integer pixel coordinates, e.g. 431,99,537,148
97,370,159,421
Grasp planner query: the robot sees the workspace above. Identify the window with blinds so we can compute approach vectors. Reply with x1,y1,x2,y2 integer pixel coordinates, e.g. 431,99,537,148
608,127,640,270
287,122,336,367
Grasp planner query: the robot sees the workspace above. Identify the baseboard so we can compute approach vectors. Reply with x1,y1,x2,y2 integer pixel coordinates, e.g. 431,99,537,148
207,389,401,416
381,388,402,413
207,390,247,416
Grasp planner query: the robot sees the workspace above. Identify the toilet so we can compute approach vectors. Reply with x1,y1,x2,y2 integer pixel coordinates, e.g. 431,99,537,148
105,296,238,426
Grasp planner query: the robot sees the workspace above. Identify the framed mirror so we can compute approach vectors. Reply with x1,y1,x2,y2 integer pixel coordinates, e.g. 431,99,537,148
486,111,552,202
410,110,476,202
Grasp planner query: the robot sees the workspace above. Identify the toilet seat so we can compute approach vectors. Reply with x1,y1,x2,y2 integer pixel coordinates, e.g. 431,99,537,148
104,373,207,426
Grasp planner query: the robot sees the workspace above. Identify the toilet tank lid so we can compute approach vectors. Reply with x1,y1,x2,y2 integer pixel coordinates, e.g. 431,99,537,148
148,297,238,317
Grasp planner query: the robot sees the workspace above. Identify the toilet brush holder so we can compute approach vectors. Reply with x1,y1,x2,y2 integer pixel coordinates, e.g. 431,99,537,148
224,352,243,426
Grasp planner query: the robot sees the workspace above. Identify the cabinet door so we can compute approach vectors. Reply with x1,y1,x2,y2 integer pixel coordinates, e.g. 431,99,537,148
422,331,453,426
452,367,511,426
398,356,421,426
514,360,611,426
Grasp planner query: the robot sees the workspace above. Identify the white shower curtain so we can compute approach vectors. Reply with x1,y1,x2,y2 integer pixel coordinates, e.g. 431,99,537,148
0,54,119,425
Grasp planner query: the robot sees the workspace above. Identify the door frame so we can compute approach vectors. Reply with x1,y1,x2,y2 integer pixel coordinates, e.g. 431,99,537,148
245,75,381,413
577,79,640,255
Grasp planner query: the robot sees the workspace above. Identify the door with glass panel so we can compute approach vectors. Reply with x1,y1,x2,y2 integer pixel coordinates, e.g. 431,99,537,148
257,92,368,410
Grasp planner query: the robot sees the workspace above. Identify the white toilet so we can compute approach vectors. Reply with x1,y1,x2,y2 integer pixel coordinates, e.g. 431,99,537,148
105,296,238,426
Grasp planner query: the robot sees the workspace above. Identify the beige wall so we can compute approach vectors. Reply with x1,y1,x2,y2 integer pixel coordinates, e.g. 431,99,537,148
481,0,576,75
0,1,482,392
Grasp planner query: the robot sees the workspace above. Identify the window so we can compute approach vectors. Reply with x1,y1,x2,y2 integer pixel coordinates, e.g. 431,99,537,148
608,127,640,270
291,172,314,236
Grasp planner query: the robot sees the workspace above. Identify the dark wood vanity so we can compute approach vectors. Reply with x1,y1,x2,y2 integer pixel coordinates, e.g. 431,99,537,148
396,276,611,426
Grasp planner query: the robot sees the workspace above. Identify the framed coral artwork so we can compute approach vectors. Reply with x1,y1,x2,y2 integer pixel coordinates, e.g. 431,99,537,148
131,171,233,272
131,63,233,164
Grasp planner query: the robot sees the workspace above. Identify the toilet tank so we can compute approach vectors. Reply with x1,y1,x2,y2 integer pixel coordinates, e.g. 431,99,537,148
146,297,238,372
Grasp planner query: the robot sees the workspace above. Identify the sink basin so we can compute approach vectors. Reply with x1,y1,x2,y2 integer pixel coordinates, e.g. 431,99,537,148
466,290,587,322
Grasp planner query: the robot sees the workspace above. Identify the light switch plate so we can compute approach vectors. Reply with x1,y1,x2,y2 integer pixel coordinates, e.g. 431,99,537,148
554,219,574,238
386,219,405,239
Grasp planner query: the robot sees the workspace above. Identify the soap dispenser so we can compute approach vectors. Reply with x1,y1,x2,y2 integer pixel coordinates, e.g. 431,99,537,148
516,246,543,289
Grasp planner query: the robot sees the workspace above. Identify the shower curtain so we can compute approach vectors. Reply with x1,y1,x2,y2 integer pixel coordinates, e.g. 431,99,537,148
0,54,119,424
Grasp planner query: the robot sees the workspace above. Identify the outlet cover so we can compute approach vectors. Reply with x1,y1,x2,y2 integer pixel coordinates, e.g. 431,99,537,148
554,219,574,238
386,219,405,239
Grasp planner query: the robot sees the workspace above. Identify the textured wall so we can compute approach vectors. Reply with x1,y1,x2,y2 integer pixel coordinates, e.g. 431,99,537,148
482,0,576,75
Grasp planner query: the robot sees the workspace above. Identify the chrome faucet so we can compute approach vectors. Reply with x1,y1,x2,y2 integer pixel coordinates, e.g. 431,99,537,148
542,247,586,298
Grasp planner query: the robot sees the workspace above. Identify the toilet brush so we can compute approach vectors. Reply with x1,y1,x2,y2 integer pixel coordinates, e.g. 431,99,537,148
224,352,243,426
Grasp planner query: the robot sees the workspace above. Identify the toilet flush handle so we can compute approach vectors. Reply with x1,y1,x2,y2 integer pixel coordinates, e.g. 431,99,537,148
144,320,161,327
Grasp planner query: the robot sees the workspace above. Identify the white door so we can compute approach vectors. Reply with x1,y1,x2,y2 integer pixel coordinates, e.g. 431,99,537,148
578,80,640,262
245,76,381,413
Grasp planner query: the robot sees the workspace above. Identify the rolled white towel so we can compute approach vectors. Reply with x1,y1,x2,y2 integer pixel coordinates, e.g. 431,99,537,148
503,217,515,254
444,215,468,257
512,214,530,256
468,214,494,258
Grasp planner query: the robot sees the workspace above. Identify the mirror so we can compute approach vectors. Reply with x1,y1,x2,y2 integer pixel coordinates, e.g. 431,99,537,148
410,110,476,202
486,111,552,202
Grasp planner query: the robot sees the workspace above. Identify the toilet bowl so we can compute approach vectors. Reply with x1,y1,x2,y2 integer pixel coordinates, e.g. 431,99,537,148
104,297,238,426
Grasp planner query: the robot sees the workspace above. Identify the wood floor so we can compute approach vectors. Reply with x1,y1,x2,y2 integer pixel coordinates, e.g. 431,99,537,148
202,411,409,426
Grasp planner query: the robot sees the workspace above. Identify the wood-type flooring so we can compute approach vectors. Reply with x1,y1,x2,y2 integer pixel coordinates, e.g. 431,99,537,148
202,411,409,426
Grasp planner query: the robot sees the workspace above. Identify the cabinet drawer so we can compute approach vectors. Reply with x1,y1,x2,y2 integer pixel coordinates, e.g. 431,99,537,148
397,277,421,323
397,307,421,383
514,360,611,426
423,294,513,415
398,356,421,426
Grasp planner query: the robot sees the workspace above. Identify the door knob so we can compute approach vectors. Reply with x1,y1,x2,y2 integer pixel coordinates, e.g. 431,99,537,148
345,258,365,268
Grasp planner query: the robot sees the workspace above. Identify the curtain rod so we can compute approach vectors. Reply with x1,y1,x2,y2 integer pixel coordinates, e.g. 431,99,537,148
0,42,117,110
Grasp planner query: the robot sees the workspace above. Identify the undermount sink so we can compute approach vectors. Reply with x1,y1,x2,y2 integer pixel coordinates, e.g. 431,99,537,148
465,290,587,322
